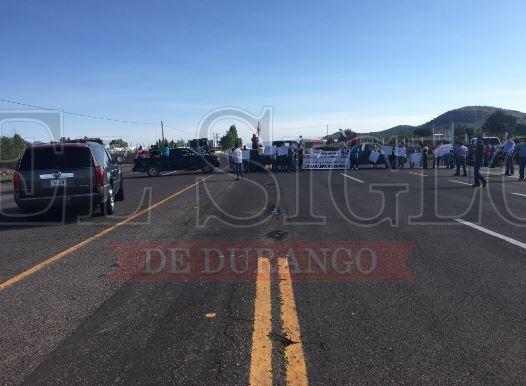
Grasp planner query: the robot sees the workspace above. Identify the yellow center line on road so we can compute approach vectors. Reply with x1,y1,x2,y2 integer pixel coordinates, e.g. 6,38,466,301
0,176,214,292
249,258,273,386
249,257,309,385
278,257,309,386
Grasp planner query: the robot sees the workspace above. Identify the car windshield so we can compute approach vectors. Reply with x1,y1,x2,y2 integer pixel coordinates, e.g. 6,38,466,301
18,146,93,170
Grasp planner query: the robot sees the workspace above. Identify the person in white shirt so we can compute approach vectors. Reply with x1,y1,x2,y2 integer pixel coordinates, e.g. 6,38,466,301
232,144,244,180
454,142,468,177
503,136,516,176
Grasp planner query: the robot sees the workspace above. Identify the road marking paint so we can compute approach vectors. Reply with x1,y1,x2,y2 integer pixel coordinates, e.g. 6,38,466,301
0,176,213,292
449,179,471,186
278,257,308,386
340,173,364,183
512,192,526,197
501,173,520,179
249,258,273,386
408,171,428,177
455,219,526,250
466,167,520,179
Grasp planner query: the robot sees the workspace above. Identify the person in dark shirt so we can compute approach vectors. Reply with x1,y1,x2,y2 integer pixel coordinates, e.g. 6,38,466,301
518,137,526,180
473,138,487,188
251,134,259,150
297,138,304,172
287,145,296,172
421,143,428,169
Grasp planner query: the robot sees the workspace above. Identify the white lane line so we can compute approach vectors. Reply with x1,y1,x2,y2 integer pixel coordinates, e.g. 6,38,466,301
512,192,526,197
455,219,526,250
449,179,471,186
408,171,428,177
467,167,520,179
340,173,364,183
162,171,177,176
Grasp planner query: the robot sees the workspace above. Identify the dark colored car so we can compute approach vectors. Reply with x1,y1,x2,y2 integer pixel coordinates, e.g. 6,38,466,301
358,142,381,164
187,138,214,154
133,147,220,176
271,140,300,150
14,141,124,215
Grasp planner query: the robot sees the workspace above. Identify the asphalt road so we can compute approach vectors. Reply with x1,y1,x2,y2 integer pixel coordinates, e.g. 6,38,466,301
0,163,525,384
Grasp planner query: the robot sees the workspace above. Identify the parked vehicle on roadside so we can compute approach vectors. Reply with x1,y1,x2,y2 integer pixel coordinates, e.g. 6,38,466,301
469,137,501,147
133,147,220,176
187,138,214,154
14,141,124,215
272,140,300,149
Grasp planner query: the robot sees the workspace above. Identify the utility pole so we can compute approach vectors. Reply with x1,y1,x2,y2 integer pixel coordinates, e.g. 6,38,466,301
161,121,165,144
326,124,329,138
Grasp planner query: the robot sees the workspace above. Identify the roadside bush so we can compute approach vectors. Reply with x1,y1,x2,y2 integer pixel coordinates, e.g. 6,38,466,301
0,135,28,170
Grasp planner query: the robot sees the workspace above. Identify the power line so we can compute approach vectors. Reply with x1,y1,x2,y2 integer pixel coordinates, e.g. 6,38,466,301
0,97,198,136
160,124,196,136
0,98,338,138
0,98,154,125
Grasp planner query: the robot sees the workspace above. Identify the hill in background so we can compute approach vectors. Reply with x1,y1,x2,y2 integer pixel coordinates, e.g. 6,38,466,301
329,106,526,140
419,106,526,131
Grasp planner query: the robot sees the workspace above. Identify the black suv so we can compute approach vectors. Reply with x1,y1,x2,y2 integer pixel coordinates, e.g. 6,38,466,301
133,147,220,176
14,141,124,215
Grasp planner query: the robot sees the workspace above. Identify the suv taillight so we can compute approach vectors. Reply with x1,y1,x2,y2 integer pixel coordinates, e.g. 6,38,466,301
13,171,20,190
95,166,104,186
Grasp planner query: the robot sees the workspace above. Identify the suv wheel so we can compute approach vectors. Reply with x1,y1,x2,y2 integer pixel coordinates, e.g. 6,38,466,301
100,187,115,215
115,181,124,202
147,166,160,177
202,163,213,173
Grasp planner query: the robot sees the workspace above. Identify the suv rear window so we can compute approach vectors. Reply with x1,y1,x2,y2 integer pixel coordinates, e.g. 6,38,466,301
18,146,93,171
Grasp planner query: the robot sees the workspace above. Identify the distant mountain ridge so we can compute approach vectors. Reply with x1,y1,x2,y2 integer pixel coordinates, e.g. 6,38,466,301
330,106,526,139
419,106,526,131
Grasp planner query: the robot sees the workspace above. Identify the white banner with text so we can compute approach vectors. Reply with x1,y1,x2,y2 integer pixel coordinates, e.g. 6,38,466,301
303,150,350,169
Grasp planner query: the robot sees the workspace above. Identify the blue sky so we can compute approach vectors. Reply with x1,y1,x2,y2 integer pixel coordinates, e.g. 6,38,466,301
1,0,525,145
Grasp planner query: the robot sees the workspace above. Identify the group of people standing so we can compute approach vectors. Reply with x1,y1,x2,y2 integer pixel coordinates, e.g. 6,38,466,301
230,135,307,180
410,136,526,187
454,136,526,187
229,133,526,185
273,145,304,172
136,144,170,159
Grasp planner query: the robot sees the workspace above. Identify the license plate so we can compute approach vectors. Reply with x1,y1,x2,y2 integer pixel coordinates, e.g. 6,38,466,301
50,179,67,187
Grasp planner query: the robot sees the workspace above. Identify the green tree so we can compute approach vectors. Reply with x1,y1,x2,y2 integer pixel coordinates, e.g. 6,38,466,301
0,134,28,169
175,139,186,147
343,129,356,141
109,138,128,148
413,127,432,138
219,124,242,150
482,110,518,135
156,138,168,147
516,124,526,136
